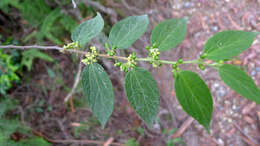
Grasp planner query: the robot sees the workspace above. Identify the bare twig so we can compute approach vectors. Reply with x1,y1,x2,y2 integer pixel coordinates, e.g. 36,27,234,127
227,13,242,30
56,118,71,139
171,117,194,139
72,0,77,8
233,122,259,146
64,62,83,102
0,45,63,50
83,0,117,23
69,95,75,112
122,0,141,14
33,130,124,146
104,137,114,146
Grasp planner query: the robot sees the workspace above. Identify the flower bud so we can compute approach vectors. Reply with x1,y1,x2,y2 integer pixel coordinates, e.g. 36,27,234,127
177,59,183,64
200,53,207,59
199,64,205,70
145,46,151,50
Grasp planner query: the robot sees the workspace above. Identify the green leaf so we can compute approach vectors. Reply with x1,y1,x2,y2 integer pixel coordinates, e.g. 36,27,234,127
81,63,114,128
204,30,258,61
150,18,187,51
72,13,104,47
108,15,149,49
174,71,213,131
124,67,160,127
219,64,260,104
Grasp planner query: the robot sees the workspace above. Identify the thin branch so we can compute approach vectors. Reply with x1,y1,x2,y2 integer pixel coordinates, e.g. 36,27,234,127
171,117,194,139
64,61,83,102
72,0,77,8
33,130,124,146
122,0,142,14
0,45,206,66
83,0,117,23
233,122,259,146
104,137,114,146
0,45,63,50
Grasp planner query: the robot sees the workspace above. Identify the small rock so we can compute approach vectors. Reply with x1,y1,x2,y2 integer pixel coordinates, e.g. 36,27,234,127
255,67,260,72
227,118,232,123
225,100,231,105
232,105,237,110
217,138,225,145
211,26,219,32
213,83,220,88
251,70,256,76
217,88,226,97
184,2,191,8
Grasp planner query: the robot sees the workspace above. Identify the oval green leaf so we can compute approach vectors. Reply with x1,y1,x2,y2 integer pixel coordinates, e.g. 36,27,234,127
81,63,114,128
204,30,258,61
219,64,260,104
71,13,104,47
174,71,213,131
108,15,149,49
150,18,187,51
124,67,160,127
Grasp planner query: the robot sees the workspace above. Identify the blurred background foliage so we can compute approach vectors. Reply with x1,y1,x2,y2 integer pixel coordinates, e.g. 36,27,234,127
0,0,101,145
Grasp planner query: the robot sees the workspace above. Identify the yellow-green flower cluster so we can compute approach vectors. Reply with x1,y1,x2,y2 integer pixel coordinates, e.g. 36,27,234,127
81,46,98,65
114,52,137,72
107,47,117,56
146,45,161,67
62,41,80,52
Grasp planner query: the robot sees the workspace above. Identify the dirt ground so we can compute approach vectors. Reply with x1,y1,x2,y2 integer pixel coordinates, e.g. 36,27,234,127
8,0,260,146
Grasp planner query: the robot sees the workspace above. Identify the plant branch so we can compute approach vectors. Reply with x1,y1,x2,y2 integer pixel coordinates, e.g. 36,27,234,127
83,0,118,23
0,45,63,50
71,0,77,8
33,129,124,146
0,45,215,66
64,61,83,102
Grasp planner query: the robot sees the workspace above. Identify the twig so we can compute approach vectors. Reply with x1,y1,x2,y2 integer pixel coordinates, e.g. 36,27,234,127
104,137,114,146
83,0,117,23
56,119,71,139
226,13,242,30
69,95,75,112
0,45,203,66
0,45,63,50
72,0,77,8
171,117,194,139
199,13,206,29
64,62,83,102
33,130,124,146
122,0,142,14
233,122,259,146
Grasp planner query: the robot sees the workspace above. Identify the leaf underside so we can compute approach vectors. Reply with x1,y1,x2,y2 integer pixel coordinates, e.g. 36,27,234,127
71,13,104,47
81,63,114,128
124,67,160,128
150,18,187,51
